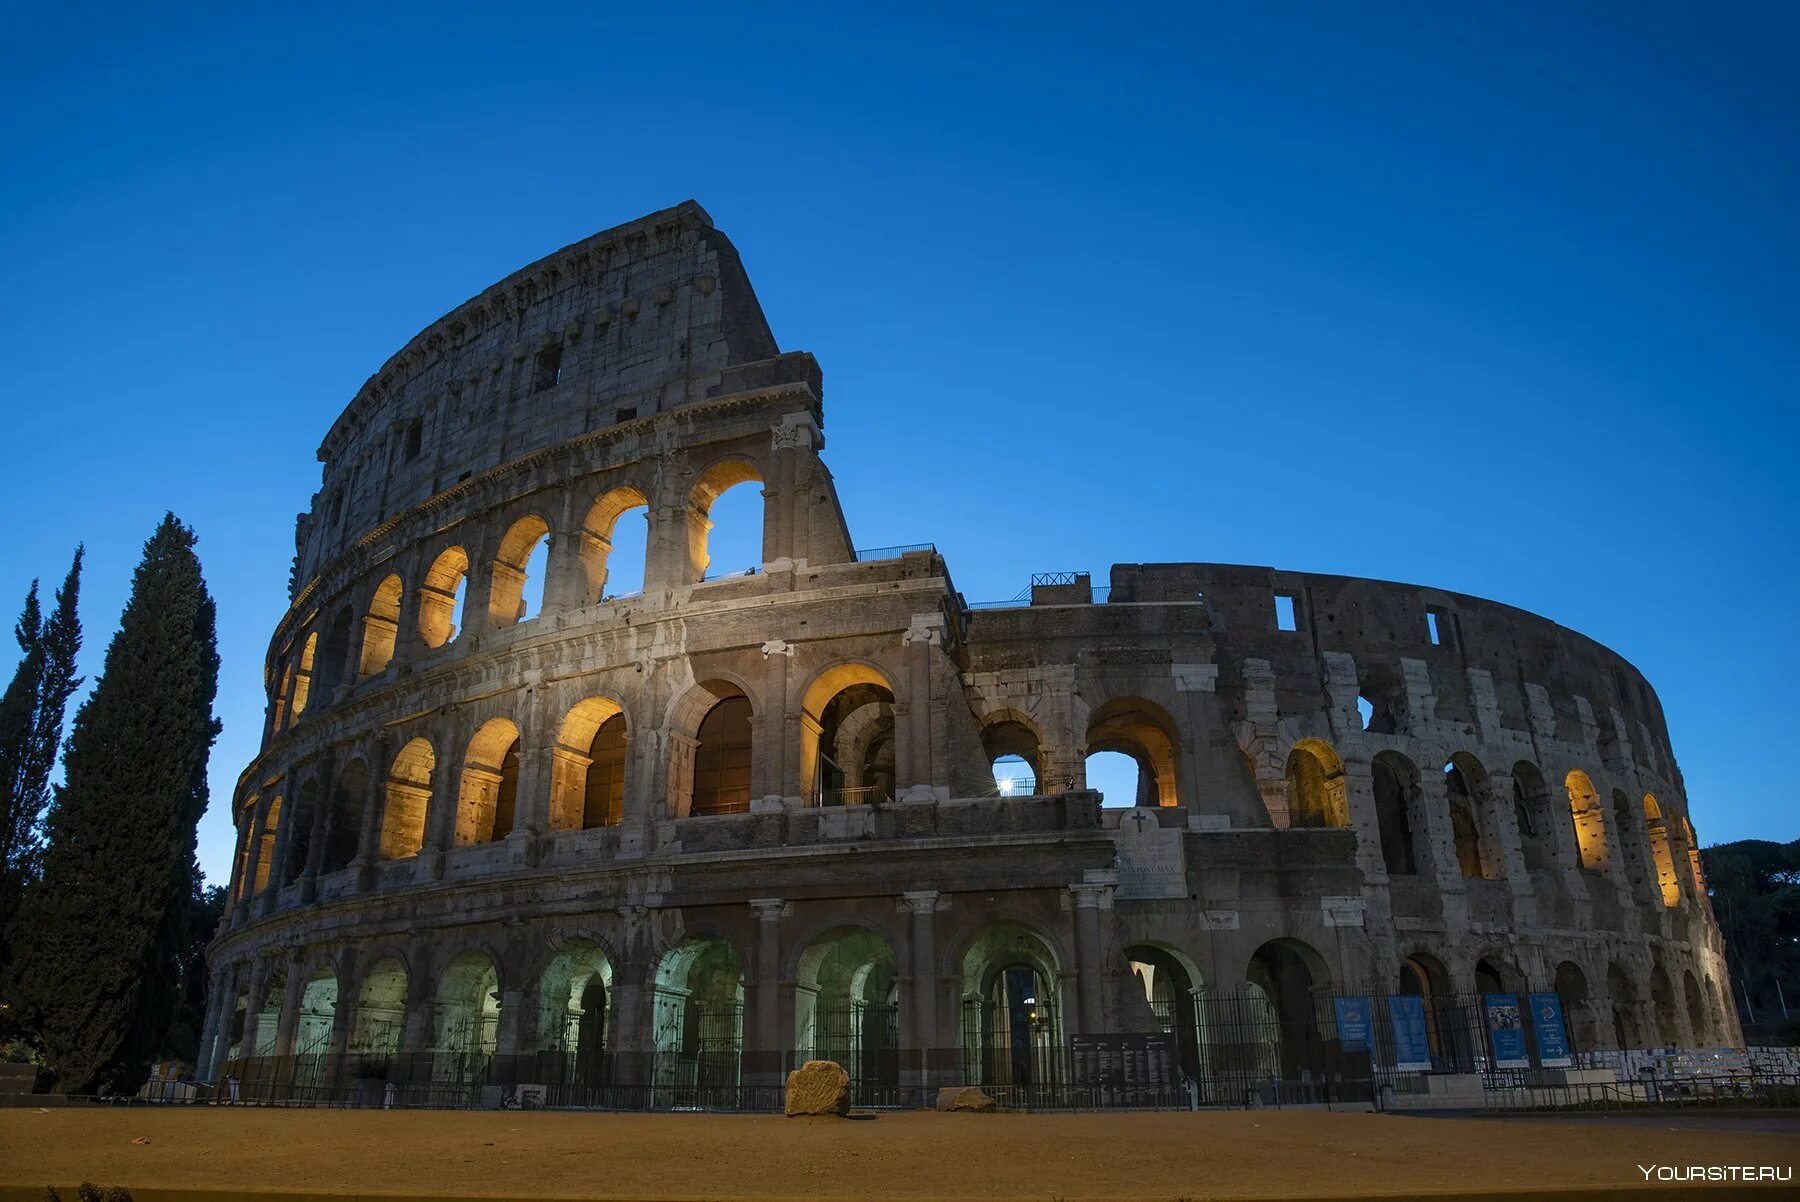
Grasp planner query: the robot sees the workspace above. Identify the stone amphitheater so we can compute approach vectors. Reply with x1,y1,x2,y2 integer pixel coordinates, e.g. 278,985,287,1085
198,201,1736,1108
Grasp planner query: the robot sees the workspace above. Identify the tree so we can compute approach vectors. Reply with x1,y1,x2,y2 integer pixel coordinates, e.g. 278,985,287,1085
1704,837,1800,1041
0,548,84,970
8,517,218,1093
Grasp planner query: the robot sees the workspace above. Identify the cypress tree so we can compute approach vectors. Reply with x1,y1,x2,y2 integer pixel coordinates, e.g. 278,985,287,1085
0,548,83,975
9,517,218,1093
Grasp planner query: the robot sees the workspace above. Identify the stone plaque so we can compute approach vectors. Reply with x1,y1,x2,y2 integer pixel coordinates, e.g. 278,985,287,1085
1112,809,1187,900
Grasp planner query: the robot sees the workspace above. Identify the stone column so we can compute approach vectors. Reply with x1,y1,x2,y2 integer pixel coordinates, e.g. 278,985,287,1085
897,615,943,800
240,956,275,1060
236,803,271,924
1412,769,1460,889
399,958,436,1058
274,952,306,1059
1068,874,1116,1034
762,640,792,804
198,961,234,1082
351,734,391,892
261,789,298,917
495,985,530,1058
901,891,940,1088
1341,759,1387,880
301,755,337,903
419,716,465,881
1483,771,1531,893
747,898,789,1085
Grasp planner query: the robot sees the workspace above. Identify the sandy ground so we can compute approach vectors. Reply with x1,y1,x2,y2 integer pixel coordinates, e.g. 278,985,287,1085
0,1106,1795,1200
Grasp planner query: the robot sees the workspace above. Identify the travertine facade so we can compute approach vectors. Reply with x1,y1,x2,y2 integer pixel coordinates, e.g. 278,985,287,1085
199,202,1735,1102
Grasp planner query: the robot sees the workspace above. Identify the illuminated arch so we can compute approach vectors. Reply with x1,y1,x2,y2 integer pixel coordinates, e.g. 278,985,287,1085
1564,769,1608,872
379,737,435,860
1084,696,1179,807
1285,738,1347,828
488,514,551,628
799,661,897,806
548,696,628,831
454,718,521,845
689,458,765,582
418,546,470,649
357,574,403,678
578,486,651,602
1643,794,1680,907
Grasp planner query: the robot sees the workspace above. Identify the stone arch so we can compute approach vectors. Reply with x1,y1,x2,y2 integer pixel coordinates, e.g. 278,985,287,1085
1246,938,1329,1082
689,457,766,582
352,955,408,1059
380,737,434,860
289,632,319,722
488,513,551,628
958,920,1064,1088
652,936,746,1096
1643,794,1681,906
1124,940,1207,1079
253,795,282,893
979,710,1043,796
1607,961,1646,1050
357,573,404,678
418,545,470,649
538,940,614,1082
1682,970,1706,1046
1564,769,1609,872
548,695,628,831
1512,761,1556,871
283,775,321,886
793,925,900,1100
455,718,521,845
1444,753,1499,879
799,661,897,806
295,966,338,1058
321,756,368,874
1472,953,1526,996
579,485,651,602
1554,960,1597,1051
1285,738,1348,828
668,679,755,817
1613,787,1652,900
1372,750,1419,875
1649,961,1678,1047
1681,816,1706,896
314,606,356,704
433,950,501,1076
1084,695,1179,807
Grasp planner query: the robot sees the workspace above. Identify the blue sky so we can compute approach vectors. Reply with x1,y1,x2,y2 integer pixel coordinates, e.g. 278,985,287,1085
2,2,1794,886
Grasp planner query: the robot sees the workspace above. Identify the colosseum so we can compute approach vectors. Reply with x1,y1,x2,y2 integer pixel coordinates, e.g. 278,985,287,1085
199,201,1737,1109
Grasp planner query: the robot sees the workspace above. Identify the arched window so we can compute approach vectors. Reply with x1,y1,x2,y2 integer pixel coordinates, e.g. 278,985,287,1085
455,718,521,845
322,758,367,874
1372,751,1418,875
489,515,551,628
800,664,896,807
1444,755,1498,878
981,716,1042,797
358,574,404,678
579,487,650,602
313,607,355,703
418,546,470,649
1643,795,1680,907
1512,762,1555,871
1564,769,1609,872
379,738,435,860
1084,697,1179,807
690,459,765,583
289,633,318,723
549,697,628,831
1285,739,1347,828
254,795,282,893
1681,816,1706,896
691,694,753,816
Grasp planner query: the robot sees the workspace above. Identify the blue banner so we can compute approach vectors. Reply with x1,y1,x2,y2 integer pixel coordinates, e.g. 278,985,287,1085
1388,994,1432,1070
1333,996,1372,1052
1528,991,1572,1067
1484,993,1529,1068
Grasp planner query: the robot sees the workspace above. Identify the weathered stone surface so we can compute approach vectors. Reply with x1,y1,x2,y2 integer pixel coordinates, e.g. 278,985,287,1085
785,1060,850,1117
935,1086,998,1113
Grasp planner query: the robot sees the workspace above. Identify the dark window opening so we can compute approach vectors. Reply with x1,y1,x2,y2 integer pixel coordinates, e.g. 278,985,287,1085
532,344,564,393
616,406,637,423
404,419,424,462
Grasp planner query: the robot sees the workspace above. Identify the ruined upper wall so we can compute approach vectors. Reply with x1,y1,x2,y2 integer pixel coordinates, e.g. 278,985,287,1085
292,201,805,591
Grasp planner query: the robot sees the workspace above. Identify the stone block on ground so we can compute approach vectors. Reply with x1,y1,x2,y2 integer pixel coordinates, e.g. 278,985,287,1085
934,1085,998,1112
784,1060,851,1116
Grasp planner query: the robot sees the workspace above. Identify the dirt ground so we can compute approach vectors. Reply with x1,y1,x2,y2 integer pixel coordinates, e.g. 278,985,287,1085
1,1106,1795,1201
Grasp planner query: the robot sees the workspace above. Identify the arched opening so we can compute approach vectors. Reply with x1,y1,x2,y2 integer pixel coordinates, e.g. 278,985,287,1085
1444,755,1497,878
283,778,319,886
1286,739,1348,828
1084,750,1142,809
549,697,628,831
1124,943,1204,1080
433,951,500,1083
230,797,256,904
226,989,249,1061
254,796,282,894
1512,762,1555,872
351,957,407,1065
1682,816,1706,896
1372,751,1418,876
455,718,521,845
794,927,900,1104
1357,663,1405,735
683,684,753,817
418,546,470,649
289,633,318,723
321,758,367,875
1474,957,1514,997
579,487,651,602
380,738,435,860
488,514,551,628
1085,697,1178,807
691,459,765,582
958,922,1062,1091
253,962,287,1057
1399,952,1458,1068
1607,963,1645,1050
980,715,1042,797
1555,961,1596,1052
271,663,294,734
1682,970,1706,1046
313,607,355,705
295,969,338,1069
358,574,404,678
652,937,745,1102
1247,939,1327,1084
1564,769,1609,872
800,664,897,807
539,942,614,1091
1643,795,1681,907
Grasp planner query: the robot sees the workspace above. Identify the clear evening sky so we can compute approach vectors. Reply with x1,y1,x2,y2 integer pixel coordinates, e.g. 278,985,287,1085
1,3,1794,887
